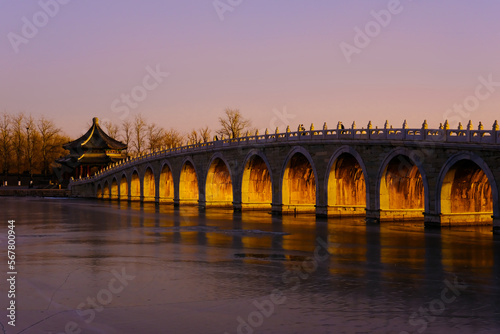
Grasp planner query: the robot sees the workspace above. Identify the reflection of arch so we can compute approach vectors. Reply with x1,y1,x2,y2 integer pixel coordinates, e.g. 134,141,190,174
120,174,128,200
437,152,497,224
241,152,272,209
159,163,174,203
130,170,141,201
111,178,119,200
281,147,317,213
376,148,429,221
143,167,156,202
206,156,233,207
96,184,103,199
326,147,367,216
179,159,199,204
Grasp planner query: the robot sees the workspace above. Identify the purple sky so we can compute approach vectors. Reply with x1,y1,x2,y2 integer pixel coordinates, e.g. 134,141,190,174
1,0,500,137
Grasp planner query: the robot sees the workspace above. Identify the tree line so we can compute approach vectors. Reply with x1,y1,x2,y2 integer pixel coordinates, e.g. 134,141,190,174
0,109,253,175
0,112,70,176
102,108,253,155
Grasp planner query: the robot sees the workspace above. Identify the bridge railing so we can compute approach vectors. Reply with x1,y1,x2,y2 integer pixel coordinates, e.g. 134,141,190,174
70,127,499,185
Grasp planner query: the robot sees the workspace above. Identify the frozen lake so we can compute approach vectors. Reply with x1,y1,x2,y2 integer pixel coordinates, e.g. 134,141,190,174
1,197,500,334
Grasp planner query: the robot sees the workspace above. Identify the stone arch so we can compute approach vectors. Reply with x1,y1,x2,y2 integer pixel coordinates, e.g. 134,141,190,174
325,146,368,216
437,152,497,224
143,166,156,202
120,174,128,200
103,180,110,199
241,151,272,210
159,162,174,203
377,148,429,221
179,158,199,204
96,184,103,199
110,177,119,200
206,154,233,207
281,147,317,213
130,169,141,201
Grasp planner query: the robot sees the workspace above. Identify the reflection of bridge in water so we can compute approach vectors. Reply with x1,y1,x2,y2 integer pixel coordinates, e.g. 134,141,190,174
69,121,500,232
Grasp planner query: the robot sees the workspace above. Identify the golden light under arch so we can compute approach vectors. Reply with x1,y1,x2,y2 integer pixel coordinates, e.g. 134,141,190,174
159,164,174,203
179,161,199,204
241,154,272,210
327,152,366,216
441,159,492,224
111,178,118,200
282,152,316,213
379,154,424,220
120,174,128,200
130,170,141,201
206,157,233,207
103,181,110,199
143,167,156,202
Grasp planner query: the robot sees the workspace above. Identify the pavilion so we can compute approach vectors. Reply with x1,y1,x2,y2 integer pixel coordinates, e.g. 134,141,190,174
56,117,127,179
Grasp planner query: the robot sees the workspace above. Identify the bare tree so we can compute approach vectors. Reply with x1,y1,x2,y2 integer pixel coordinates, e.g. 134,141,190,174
199,126,211,143
187,129,199,144
217,108,251,138
0,113,11,174
147,123,165,151
103,120,120,139
162,128,184,148
187,126,211,144
24,115,37,176
133,114,147,154
37,116,61,175
11,113,25,174
121,119,132,155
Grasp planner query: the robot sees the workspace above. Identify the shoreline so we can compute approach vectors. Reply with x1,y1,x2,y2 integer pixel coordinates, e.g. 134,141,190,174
0,189,71,197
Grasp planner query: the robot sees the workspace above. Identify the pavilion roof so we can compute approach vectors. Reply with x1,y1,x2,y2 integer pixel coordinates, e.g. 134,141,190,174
63,117,127,151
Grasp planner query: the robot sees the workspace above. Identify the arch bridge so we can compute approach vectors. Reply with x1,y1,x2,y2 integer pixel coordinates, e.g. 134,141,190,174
69,122,500,232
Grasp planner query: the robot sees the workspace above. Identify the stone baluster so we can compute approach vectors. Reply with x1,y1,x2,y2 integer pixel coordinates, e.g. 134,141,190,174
444,120,450,130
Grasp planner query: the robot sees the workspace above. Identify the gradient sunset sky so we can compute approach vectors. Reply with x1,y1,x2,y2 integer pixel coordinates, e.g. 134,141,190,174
1,0,500,138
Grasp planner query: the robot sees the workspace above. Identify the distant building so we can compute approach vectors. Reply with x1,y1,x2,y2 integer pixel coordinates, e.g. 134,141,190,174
56,117,127,180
